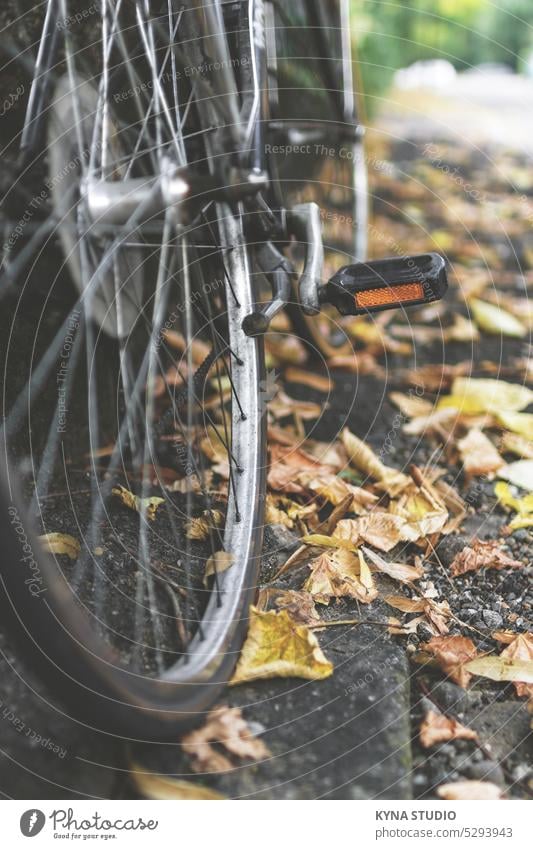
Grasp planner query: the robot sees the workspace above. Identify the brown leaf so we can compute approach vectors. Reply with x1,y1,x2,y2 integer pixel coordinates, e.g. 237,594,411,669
268,443,331,493
297,470,376,512
304,549,377,605
437,780,504,800
256,588,321,626
284,368,332,392
419,709,478,748
385,595,451,635
181,706,270,774
449,538,522,577
335,513,419,552
362,546,424,584
230,607,333,684
39,532,80,561
457,429,505,479
421,635,479,688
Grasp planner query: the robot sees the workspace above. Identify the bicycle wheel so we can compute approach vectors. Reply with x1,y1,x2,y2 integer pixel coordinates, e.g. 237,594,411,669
0,1,266,737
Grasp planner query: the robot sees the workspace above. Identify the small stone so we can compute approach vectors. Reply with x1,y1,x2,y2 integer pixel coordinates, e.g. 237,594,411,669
482,610,503,629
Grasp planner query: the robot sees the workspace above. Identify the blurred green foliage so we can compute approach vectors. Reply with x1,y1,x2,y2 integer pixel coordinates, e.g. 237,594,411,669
352,0,533,113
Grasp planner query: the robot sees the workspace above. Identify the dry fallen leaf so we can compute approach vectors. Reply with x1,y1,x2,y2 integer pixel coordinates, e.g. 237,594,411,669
470,298,527,338
498,411,533,441
437,780,504,801
342,428,410,496
181,705,270,773
438,377,533,415
499,431,533,460
284,367,332,392
39,532,80,561
268,443,331,494
129,763,226,800
300,533,359,552
297,470,376,513
421,635,479,687
186,510,224,541
449,538,522,577
304,549,377,605
498,460,533,491
230,607,333,685
256,587,321,626
419,709,478,748
112,485,164,521
457,429,504,479
500,633,533,700
494,481,533,530
203,550,234,586
335,513,419,553
362,546,424,584
385,594,452,635
389,391,433,419
465,655,533,685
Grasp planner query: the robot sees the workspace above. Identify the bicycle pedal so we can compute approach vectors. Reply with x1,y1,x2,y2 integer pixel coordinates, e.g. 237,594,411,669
320,253,447,316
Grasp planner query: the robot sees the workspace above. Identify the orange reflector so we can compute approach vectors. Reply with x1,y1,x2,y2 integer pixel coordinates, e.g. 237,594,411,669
355,282,424,309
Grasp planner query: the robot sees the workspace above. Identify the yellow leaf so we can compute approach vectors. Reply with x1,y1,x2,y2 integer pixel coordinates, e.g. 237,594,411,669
497,411,533,441
186,510,224,540
129,763,225,800
300,533,359,552
470,298,527,338
204,550,234,586
495,479,533,530
230,607,333,685
304,549,377,605
438,378,533,415
341,428,410,496
39,533,80,560
465,655,533,684
112,485,164,521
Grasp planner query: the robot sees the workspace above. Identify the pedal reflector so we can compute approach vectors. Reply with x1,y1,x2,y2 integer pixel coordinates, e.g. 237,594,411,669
355,282,424,310
321,253,447,317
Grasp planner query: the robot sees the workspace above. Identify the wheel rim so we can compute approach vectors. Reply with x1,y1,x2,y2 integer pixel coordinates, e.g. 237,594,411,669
1,2,266,693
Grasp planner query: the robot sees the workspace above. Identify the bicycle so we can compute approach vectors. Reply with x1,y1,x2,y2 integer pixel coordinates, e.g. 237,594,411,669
0,0,447,738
